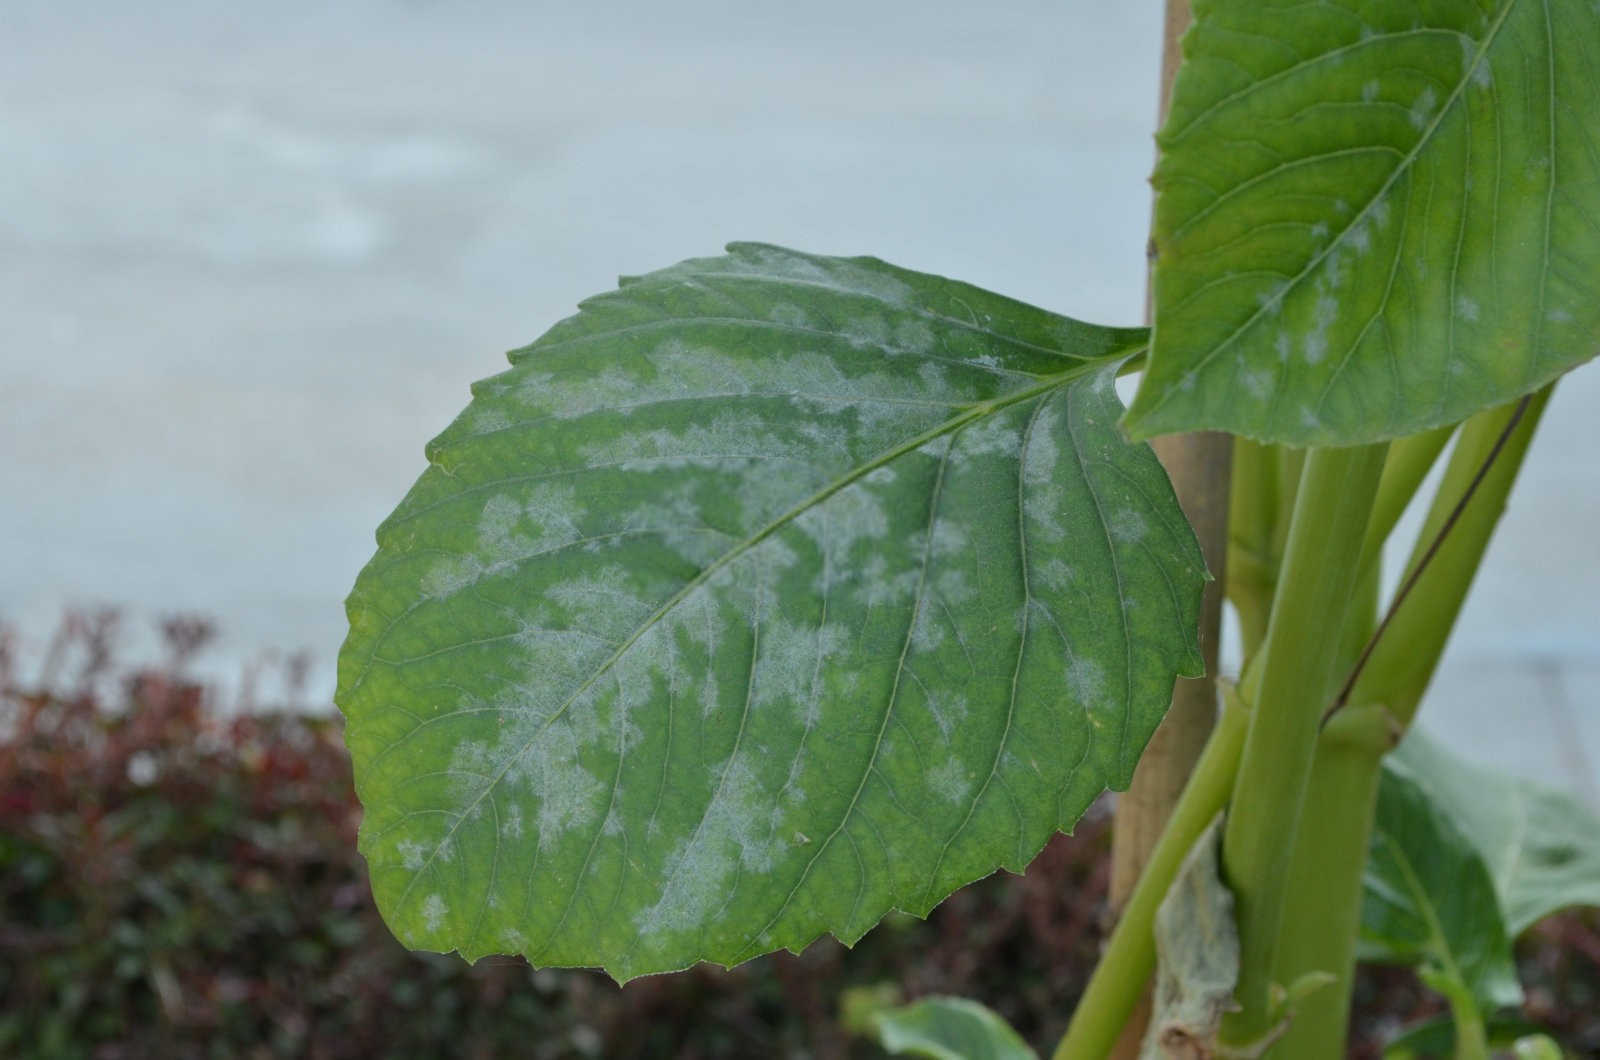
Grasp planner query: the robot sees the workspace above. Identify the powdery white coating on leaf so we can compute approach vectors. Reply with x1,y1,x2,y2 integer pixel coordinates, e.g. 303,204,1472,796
634,756,779,943
927,759,973,804
1409,85,1438,130
337,245,1206,981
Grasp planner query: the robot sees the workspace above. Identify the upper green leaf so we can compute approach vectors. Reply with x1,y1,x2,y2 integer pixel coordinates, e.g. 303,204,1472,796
1125,0,1600,444
337,244,1206,981
1386,729,1600,936
1361,764,1522,1013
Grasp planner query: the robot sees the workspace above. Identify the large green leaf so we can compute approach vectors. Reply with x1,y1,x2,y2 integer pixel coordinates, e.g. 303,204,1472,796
1125,0,1600,444
1361,766,1522,1015
337,244,1206,980
1386,729,1600,935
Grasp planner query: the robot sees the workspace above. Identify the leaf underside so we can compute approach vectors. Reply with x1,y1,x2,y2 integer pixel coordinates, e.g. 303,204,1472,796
337,244,1206,981
872,997,1039,1060
1385,728,1600,937
1126,0,1600,445
1361,765,1522,1012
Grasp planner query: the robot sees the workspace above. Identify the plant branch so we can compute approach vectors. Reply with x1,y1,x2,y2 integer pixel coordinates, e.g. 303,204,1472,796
1323,395,1533,726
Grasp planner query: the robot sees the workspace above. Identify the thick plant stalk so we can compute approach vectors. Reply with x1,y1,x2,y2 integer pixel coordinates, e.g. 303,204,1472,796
1218,443,1388,1045
1267,388,1550,1059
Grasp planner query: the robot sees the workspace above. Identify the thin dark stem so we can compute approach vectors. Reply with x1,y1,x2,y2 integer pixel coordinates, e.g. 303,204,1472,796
1321,395,1533,726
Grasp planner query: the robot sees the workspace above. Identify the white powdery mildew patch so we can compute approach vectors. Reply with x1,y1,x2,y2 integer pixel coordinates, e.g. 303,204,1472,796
916,361,949,394
1109,509,1147,544
929,519,969,558
927,758,972,804
1362,79,1381,103
502,803,524,839
1241,367,1272,399
926,690,969,743
397,839,428,871
1304,294,1340,365
796,623,848,728
1035,557,1077,591
894,317,937,354
909,596,946,651
956,415,1022,459
927,570,974,618
1456,295,1480,323
751,617,824,713
633,754,780,942
421,555,484,600
1548,307,1574,324
1409,85,1438,130
547,565,655,640
451,705,608,854
421,894,448,933
859,554,923,607
842,313,893,352
580,409,811,471
474,406,513,433
508,627,618,717
798,478,892,560
1021,406,1066,544
1348,218,1372,255
421,487,588,601
1066,658,1108,707
768,302,811,328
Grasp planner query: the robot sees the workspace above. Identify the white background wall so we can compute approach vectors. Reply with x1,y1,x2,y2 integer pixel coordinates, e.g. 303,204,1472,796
2,1,1594,799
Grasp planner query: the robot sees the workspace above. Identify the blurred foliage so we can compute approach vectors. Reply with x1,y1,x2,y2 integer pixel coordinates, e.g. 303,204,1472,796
0,611,1595,1058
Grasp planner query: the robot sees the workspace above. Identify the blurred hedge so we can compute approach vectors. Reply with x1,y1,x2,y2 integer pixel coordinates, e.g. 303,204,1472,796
0,615,1118,1059
1,614,1595,1058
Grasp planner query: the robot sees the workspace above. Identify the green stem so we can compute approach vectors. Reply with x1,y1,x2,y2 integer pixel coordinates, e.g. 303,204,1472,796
1265,706,1394,1059
1053,690,1250,1060
1219,443,1388,1044
1355,424,1455,581
1341,387,1551,725
1439,979,1492,1060
1227,438,1277,656
1273,387,1551,1058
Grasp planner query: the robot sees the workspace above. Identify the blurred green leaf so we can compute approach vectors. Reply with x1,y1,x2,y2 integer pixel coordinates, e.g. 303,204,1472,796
867,996,1038,1060
1386,729,1600,935
1361,767,1520,1023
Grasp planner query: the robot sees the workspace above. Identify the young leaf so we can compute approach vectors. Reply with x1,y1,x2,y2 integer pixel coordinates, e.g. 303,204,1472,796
866,996,1038,1060
1386,728,1600,936
337,244,1206,981
1361,767,1522,1017
1125,0,1600,445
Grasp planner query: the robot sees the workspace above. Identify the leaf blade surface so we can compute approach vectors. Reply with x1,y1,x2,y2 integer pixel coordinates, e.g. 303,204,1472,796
338,245,1206,979
1127,0,1600,444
